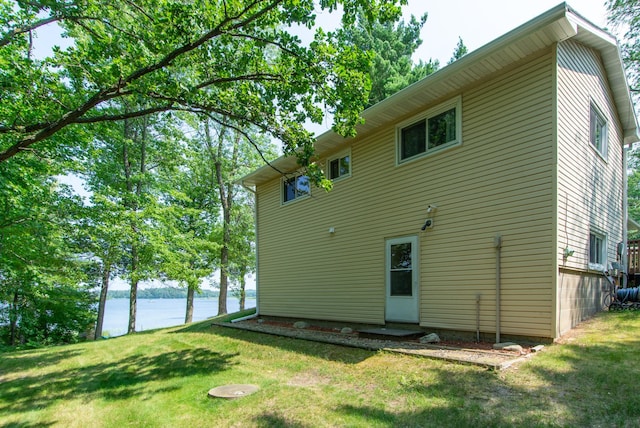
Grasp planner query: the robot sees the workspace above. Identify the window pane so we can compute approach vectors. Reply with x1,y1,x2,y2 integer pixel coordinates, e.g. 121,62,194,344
590,233,604,264
401,120,426,159
340,156,350,176
284,177,296,202
590,105,606,154
296,175,310,196
329,159,339,179
390,270,413,296
428,107,456,148
590,107,597,146
391,243,412,269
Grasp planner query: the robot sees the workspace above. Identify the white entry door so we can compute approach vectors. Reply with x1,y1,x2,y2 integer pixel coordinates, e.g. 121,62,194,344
385,236,419,323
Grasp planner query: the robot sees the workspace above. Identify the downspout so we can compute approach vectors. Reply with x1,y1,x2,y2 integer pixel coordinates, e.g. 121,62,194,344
232,181,260,323
494,235,502,344
623,146,629,287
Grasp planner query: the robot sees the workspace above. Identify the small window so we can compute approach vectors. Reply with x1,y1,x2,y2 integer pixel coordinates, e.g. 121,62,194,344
590,103,607,158
328,152,351,180
283,174,310,203
398,97,461,163
589,230,606,270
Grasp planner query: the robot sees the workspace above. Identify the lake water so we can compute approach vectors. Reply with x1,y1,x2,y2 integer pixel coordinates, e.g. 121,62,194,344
102,297,255,337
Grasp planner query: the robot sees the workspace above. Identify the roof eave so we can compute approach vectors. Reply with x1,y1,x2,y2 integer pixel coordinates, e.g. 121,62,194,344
241,2,639,186
567,6,640,145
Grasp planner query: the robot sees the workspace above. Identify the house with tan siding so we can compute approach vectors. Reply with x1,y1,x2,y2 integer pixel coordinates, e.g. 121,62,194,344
241,3,639,340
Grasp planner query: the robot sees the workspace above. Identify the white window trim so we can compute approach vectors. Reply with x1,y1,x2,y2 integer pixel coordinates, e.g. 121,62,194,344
396,95,462,165
589,101,608,161
281,172,311,205
326,149,352,182
588,228,607,272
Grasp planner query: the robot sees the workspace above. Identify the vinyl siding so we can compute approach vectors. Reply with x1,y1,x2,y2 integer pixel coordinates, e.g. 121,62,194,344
556,40,624,332
256,50,557,337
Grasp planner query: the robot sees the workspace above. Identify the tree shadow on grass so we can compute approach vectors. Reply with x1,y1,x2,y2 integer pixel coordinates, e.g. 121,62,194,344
337,338,640,427
0,349,83,374
0,347,237,419
252,412,310,428
182,323,374,364
1,422,55,428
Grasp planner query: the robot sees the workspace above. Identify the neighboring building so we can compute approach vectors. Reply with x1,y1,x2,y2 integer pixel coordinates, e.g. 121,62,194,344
241,3,639,340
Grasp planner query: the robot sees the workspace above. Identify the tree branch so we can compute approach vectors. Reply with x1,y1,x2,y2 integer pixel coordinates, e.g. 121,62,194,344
175,107,284,175
0,15,64,47
73,104,175,124
147,93,287,140
123,0,282,86
0,86,125,161
0,0,285,163
225,31,304,59
194,72,283,90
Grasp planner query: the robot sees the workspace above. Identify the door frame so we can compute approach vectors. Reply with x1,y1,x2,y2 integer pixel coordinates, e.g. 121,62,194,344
385,235,420,323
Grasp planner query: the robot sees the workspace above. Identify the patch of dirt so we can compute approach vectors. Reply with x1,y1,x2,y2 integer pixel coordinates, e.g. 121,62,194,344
248,318,531,355
286,370,331,388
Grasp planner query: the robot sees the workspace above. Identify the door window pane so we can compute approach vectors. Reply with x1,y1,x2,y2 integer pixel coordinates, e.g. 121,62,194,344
390,270,412,296
390,242,412,296
391,243,412,269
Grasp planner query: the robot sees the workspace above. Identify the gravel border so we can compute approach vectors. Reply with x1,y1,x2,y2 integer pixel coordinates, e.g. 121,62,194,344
212,320,532,370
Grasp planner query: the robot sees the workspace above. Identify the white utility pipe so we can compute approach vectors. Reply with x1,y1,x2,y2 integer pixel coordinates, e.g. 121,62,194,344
495,235,502,344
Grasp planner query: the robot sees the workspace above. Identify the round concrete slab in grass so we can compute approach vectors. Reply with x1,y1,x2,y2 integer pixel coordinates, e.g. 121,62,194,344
208,384,260,399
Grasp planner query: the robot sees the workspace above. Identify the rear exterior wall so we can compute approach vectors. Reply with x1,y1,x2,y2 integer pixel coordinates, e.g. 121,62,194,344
256,49,557,338
555,40,625,335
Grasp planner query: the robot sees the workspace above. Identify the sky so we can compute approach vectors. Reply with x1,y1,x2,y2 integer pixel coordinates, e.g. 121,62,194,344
302,0,612,134
405,0,610,67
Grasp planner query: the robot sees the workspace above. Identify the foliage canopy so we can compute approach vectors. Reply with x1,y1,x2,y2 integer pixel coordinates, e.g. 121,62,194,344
0,0,405,179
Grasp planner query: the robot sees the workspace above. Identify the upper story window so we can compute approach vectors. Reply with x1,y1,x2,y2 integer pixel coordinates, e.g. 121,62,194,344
283,173,310,204
589,230,607,271
589,103,608,159
397,96,462,164
328,151,351,181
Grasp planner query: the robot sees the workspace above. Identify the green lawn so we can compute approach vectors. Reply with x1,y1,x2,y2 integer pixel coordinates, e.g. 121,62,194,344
1,311,640,427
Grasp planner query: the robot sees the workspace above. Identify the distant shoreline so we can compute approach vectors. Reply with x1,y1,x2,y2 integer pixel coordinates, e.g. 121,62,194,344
107,287,256,300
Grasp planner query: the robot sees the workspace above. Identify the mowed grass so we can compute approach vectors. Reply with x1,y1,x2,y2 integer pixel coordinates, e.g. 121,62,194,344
1,311,640,427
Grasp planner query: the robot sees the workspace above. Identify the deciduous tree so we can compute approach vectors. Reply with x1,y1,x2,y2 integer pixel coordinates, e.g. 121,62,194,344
1,0,406,185
0,157,95,345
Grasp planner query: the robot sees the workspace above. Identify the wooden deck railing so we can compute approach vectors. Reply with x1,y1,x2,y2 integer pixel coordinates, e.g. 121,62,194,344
628,239,640,277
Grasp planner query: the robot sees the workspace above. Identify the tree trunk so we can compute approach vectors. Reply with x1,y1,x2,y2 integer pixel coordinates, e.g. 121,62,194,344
122,115,146,335
212,124,240,316
239,273,246,311
94,263,111,339
128,244,139,334
9,291,19,346
218,244,229,315
128,277,138,334
185,285,195,323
